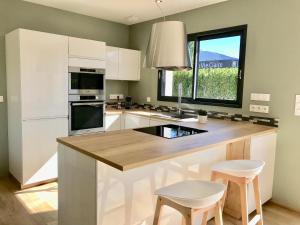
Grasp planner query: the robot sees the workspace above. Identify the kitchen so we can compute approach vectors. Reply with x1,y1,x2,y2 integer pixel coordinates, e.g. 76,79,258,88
0,0,300,225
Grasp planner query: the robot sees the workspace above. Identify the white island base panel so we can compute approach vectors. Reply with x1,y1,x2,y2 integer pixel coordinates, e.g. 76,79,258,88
58,132,276,225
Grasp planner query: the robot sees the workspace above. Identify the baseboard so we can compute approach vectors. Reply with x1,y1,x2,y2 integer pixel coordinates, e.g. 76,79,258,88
21,178,58,189
8,173,22,188
9,173,57,190
269,199,300,214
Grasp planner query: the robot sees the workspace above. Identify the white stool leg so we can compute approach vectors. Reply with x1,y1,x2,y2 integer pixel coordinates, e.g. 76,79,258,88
253,176,263,225
240,182,249,225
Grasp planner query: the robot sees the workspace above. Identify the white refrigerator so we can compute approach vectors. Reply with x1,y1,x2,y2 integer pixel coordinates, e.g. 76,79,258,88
6,29,68,188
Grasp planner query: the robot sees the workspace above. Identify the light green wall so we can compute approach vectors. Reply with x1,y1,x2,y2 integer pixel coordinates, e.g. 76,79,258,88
129,0,300,210
0,0,130,176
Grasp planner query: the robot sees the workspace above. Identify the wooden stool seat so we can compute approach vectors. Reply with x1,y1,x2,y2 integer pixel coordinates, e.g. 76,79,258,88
212,160,265,178
212,160,265,225
153,180,226,225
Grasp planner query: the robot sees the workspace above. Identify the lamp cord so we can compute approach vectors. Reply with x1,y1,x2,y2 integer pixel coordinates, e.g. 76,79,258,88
155,1,166,21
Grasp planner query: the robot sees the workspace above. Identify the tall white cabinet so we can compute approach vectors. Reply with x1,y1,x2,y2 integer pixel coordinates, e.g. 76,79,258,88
6,29,69,188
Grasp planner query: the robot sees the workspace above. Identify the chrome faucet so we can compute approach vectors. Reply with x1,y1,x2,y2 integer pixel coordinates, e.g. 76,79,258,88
178,82,183,115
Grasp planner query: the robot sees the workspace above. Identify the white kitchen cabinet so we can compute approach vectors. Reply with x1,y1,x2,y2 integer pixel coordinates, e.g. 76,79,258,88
22,118,68,186
247,132,277,213
124,113,150,129
149,118,176,126
105,113,122,131
6,29,69,188
19,29,68,119
119,48,141,80
105,46,119,80
106,46,141,81
69,37,106,60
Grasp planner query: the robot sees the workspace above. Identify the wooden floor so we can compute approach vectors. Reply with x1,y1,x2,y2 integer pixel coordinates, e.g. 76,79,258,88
0,176,299,225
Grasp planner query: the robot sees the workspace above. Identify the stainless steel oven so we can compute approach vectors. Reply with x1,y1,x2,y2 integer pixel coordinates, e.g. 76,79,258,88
69,95,105,135
69,66,105,95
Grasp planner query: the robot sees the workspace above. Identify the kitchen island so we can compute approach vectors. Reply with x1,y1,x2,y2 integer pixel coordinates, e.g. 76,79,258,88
57,112,277,225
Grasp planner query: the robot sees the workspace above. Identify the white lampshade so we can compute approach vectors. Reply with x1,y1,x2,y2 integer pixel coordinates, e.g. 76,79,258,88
145,21,191,71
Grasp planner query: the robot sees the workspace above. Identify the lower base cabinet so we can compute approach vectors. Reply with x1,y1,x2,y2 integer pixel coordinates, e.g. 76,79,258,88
124,113,150,129
149,118,174,126
105,113,178,132
10,117,68,188
105,114,122,131
105,113,151,131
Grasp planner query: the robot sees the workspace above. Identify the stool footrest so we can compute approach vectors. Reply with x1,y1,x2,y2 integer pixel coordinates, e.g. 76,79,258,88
249,214,261,225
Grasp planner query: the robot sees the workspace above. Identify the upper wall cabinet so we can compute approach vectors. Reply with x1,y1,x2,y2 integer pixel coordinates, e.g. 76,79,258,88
119,48,141,81
106,46,119,80
69,37,106,60
106,46,141,81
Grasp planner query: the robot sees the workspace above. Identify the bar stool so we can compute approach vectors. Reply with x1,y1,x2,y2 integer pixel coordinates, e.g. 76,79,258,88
153,180,226,225
211,160,265,225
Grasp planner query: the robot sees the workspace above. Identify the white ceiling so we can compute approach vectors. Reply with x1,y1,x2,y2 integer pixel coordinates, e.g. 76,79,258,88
23,0,228,25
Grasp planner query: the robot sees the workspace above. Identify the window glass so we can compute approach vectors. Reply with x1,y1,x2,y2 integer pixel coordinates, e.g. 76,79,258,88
197,36,241,100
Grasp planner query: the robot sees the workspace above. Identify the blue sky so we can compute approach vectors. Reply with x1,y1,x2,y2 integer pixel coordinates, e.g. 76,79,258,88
200,36,241,58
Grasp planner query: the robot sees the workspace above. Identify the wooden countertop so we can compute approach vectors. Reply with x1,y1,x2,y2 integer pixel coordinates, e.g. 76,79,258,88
57,111,277,171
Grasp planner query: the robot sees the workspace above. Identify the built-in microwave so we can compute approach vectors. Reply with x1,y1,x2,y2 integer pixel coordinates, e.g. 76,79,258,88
69,66,105,95
69,95,105,135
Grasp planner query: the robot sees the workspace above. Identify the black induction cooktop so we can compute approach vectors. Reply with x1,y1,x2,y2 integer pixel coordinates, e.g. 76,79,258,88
134,124,208,139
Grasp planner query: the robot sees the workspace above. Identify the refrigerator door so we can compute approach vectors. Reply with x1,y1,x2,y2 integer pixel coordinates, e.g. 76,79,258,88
21,117,68,186
19,29,68,120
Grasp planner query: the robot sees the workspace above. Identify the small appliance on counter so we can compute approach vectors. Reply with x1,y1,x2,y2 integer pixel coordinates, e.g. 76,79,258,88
125,96,133,109
117,96,122,109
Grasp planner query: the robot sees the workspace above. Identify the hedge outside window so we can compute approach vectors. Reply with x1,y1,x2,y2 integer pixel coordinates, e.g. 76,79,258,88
157,25,247,108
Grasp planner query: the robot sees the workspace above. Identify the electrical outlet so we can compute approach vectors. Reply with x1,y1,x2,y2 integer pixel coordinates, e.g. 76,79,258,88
147,97,151,102
0,96,3,103
250,93,271,102
295,95,300,116
250,104,269,113
109,94,124,100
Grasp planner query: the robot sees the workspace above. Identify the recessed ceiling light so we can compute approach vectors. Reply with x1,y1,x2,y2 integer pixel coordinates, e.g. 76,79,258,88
155,0,163,3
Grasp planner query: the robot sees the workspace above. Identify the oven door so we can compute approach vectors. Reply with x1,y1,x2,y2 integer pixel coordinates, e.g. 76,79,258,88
69,101,104,135
69,68,105,95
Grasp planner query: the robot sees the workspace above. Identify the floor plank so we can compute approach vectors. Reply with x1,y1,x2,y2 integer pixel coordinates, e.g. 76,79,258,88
0,176,299,225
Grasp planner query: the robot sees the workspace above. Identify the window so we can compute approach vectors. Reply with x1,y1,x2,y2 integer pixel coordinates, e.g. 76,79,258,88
158,25,247,108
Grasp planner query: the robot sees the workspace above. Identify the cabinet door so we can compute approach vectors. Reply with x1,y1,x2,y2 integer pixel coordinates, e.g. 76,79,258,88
105,114,122,131
69,37,106,60
150,118,174,126
106,46,119,80
20,29,68,119
248,133,277,211
118,48,141,81
124,114,149,129
22,117,68,186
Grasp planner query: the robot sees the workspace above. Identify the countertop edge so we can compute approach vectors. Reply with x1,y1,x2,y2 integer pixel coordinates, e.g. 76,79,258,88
57,128,277,172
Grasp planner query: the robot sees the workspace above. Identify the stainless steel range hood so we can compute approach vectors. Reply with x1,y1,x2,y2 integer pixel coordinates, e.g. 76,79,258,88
145,21,192,71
